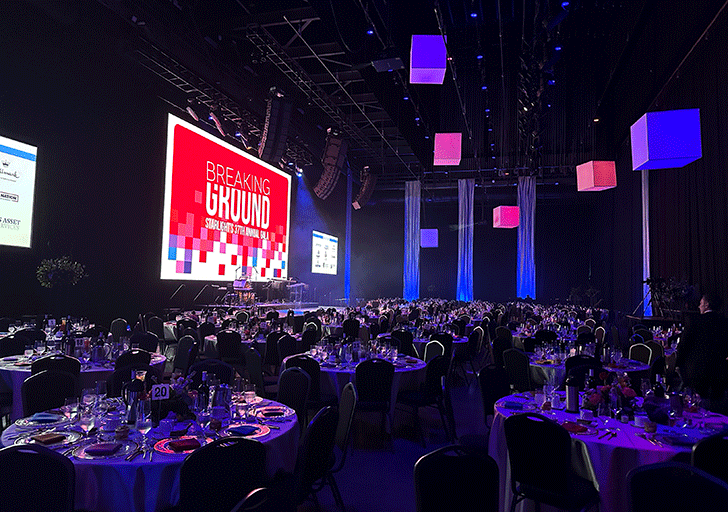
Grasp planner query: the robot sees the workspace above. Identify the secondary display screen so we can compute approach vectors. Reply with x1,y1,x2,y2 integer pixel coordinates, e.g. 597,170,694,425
0,134,37,248
311,230,338,275
160,114,291,282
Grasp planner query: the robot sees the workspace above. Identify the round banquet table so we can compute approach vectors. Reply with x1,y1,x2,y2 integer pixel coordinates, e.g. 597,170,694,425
488,392,728,512
529,356,651,388
317,356,426,422
0,353,166,421
1,399,299,512
378,334,469,359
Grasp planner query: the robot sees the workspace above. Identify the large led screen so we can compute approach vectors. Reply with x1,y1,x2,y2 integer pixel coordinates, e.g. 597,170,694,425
0,134,37,248
161,114,291,282
311,230,338,275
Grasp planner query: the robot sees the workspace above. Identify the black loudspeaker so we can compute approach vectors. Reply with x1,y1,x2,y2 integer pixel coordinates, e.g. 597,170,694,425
258,95,292,164
352,166,377,209
314,130,347,200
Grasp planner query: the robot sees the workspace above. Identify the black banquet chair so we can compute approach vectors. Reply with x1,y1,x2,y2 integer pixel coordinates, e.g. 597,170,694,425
293,406,340,509
502,348,533,392
692,431,728,485
276,366,311,431
414,444,499,512
627,461,728,512
115,348,152,370
354,358,395,441
31,354,81,378
21,370,78,417
503,412,599,512
178,436,266,512
0,443,76,512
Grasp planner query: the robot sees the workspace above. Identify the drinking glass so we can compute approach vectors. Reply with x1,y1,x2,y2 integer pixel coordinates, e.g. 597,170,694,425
79,410,96,438
640,378,651,397
82,388,97,409
46,340,56,355
136,400,153,446
34,340,45,356
24,344,33,360
62,397,79,421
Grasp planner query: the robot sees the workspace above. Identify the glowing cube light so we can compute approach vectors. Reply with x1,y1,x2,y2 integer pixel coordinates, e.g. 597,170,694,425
576,160,617,191
410,35,447,84
630,108,702,170
493,206,519,228
433,132,461,166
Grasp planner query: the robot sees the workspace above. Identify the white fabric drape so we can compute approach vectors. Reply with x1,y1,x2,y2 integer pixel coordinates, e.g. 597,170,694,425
403,180,421,300
517,176,536,299
457,179,474,301
641,169,652,316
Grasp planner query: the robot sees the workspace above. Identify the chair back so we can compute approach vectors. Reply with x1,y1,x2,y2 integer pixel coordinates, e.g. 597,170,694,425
293,315,305,333
263,331,284,367
634,328,653,341
294,406,339,504
423,340,444,362
21,370,78,417
173,336,198,375
198,321,216,341
0,444,76,512
392,329,416,357
244,347,266,397
216,329,243,360
14,328,46,344
422,355,450,398
284,355,322,401
332,382,357,472
649,355,666,384
584,318,596,329
576,325,592,336
277,367,310,429
277,334,298,361
645,340,663,362
189,359,234,388
115,348,152,370
0,334,26,357
147,316,165,341
627,461,728,512
179,437,266,512
31,354,81,377
478,365,510,424
692,432,728,484
502,348,532,392
130,332,159,353
629,342,653,364
354,358,394,406
110,317,129,343
235,310,250,324
534,329,557,345
594,326,606,344
429,332,454,359
300,329,318,352
342,318,360,339
414,444,499,512
503,413,572,496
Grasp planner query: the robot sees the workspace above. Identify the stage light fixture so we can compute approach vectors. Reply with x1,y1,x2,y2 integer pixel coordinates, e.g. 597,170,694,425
366,28,374,35
209,109,226,137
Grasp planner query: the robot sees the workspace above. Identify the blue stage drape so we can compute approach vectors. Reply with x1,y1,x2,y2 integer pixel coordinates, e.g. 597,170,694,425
457,179,474,301
517,176,536,299
403,180,420,300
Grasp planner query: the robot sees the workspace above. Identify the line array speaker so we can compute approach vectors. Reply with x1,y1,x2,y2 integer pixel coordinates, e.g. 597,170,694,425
314,130,347,200
258,95,292,164
352,166,377,209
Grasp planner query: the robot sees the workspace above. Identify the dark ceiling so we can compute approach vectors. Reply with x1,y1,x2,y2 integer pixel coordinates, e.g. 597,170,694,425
87,0,723,198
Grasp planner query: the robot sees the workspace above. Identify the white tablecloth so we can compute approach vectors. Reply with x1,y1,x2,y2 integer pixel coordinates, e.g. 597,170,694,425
1,400,298,512
488,393,728,512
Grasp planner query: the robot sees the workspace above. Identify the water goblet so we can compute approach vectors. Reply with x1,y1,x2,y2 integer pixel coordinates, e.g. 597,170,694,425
46,340,56,355
135,399,153,447
79,409,96,439
34,340,46,357
62,397,79,422
82,388,98,409
24,344,34,361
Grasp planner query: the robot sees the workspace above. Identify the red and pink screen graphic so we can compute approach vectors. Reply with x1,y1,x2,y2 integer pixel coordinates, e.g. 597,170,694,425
161,116,291,281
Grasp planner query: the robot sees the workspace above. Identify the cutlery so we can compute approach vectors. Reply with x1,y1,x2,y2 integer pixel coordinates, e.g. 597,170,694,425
597,430,611,439
125,447,143,461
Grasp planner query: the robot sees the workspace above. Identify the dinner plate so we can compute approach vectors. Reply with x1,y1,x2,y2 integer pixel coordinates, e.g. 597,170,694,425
73,439,138,460
653,433,698,447
253,405,295,419
232,394,264,405
561,421,598,435
1,356,19,362
14,430,82,448
15,414,70,429
154,436,212,455
221,423,271,439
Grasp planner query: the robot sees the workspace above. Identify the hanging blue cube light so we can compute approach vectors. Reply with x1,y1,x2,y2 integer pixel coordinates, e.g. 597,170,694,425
630,108,702,170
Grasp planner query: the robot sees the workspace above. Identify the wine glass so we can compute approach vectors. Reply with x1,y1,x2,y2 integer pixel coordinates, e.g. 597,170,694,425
135,399,153,447
95,381,107,412
62,397,79,421
46,340,56,355
24,344,33,361
34,340,45,357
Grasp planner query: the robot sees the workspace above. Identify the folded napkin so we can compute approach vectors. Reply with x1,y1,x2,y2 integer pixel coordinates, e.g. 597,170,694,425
261,410,285,417
562,421,588,433
31,432,66,445
85,443,122,456
227,425,259,436
502,401,524,410
168,438,201,452
29,412,61,423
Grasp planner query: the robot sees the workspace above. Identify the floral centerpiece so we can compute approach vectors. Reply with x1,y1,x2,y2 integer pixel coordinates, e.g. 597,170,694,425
36,256,87,288
582,371,637,412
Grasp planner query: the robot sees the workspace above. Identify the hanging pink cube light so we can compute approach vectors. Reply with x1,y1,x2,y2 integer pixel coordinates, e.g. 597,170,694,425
493,206,519,228
410,35,447,84
433,132,462,166
630,108,702,170
576,160,617,191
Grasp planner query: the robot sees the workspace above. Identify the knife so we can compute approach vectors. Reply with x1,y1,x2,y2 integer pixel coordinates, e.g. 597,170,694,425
125,447,143,461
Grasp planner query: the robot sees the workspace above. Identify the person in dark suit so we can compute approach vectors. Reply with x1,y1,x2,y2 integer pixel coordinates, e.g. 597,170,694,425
676,293,728,408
